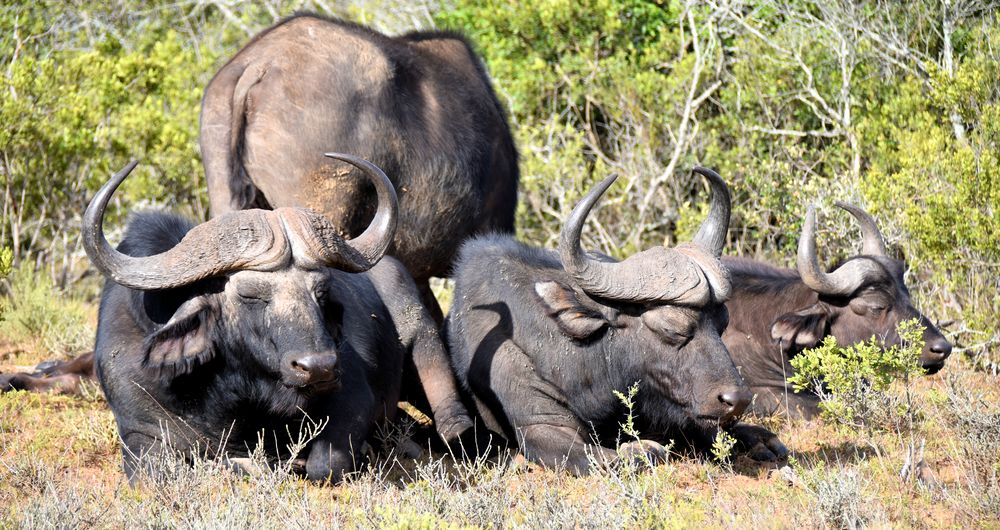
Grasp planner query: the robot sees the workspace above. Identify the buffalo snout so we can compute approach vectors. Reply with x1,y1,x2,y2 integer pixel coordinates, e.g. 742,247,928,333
717,387,752,425
283,352,340,389
922,336,952,373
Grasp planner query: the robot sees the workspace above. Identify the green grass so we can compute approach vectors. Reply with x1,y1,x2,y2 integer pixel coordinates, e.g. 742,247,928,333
0,264,95,362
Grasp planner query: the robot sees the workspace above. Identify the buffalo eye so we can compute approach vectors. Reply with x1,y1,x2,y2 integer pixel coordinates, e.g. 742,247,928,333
642,306,696,347
313,281,329,306
849,291,890,316
236,279,271,304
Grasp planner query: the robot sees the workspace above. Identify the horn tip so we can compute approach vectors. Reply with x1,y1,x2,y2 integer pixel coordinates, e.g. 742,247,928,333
691,166,722,180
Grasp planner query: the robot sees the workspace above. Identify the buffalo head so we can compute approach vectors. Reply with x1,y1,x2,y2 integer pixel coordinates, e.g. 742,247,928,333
83,153,397,406
774,202,952,372
553,168,750,429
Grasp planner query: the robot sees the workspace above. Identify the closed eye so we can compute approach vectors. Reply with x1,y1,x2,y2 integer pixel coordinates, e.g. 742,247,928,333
236,279,272,302
642,306,697,346
313,282,329,304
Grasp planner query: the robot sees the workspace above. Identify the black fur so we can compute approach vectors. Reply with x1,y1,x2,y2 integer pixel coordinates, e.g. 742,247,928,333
94,211,436,483
446,235,765,473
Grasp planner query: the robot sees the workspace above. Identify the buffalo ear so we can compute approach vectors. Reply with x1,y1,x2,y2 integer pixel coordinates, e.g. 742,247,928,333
534,281,607,340
770,304,829,355
143,296,217,378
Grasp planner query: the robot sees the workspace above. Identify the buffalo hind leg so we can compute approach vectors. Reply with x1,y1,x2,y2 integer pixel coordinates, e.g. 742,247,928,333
0,351,96,395
34,351,95,378
373,264,472,445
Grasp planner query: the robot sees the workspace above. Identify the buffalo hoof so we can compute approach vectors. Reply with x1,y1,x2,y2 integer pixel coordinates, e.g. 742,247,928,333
32,360,62,376
436,413,475,447
617,439,670,467
728,423,788,462
397,437,424,459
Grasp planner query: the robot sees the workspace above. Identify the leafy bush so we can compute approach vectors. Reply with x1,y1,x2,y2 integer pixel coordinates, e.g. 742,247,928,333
437,0,999,367
788,319,926,433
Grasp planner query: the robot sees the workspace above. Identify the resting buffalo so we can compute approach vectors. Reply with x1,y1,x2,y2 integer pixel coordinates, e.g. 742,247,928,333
446,169,787,473
201,14,519,317
722,202,952,418
86,154,468,483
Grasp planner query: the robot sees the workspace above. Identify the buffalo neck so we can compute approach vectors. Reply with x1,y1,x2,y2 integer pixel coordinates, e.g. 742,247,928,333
722,258,818,345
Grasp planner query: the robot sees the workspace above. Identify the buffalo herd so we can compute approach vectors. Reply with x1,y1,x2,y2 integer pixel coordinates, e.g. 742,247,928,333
1,14,952,483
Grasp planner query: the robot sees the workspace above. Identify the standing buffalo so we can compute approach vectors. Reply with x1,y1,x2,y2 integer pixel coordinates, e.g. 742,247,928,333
86,154,467,483
722,202,953,418
200,14,519,316
446,169,787,474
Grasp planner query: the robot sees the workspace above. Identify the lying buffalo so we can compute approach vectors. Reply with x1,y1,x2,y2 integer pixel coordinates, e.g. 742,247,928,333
85,154,468,482
201,14,519,318
722,202,952,418
446,169,787,473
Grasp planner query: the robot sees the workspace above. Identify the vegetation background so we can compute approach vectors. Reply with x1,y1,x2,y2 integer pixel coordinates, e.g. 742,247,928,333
0,0,997,527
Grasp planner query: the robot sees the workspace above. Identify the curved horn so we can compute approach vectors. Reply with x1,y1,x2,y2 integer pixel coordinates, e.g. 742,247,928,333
797,205,885,296
83,161,293,290
558,175,726,304
313,152,398,271
834,201,887,257
558,175,620,296
691,167,732,257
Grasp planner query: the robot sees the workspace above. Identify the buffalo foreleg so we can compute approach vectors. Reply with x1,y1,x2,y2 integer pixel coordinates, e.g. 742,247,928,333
0,372,86,394
303,367,385,484
371,262,473,445
470,339,618,474
749,385,820,420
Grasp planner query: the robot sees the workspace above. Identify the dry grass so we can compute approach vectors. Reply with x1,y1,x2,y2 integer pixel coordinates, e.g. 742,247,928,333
1,314,998,528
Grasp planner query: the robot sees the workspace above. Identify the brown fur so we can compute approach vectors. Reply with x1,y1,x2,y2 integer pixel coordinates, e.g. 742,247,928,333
200,14,518,289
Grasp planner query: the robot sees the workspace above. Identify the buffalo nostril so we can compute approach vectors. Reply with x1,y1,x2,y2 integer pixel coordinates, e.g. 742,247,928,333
719,389,752,419
929,340,952,359
287,353,338,384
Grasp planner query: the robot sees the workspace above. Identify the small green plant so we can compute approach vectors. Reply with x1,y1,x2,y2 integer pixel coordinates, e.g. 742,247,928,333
613,381,642,441
0,247,12,279
710,430,737,465
788,318,927,432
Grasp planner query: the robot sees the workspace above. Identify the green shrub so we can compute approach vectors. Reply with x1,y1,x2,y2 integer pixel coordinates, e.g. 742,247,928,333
710,430,737,465
788,319,926,433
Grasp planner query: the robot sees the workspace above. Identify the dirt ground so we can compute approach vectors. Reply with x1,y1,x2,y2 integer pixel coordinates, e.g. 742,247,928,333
1,335,998,528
